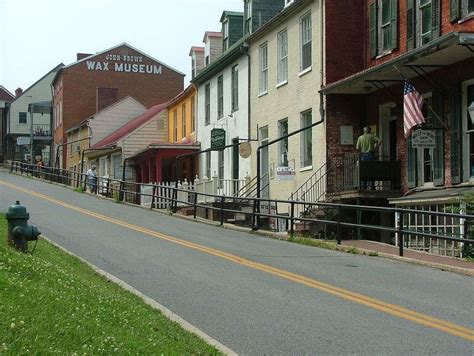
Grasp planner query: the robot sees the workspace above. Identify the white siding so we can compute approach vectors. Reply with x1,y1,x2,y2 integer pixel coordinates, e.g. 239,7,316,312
197,54,251,181
89,97,147,146
8,70,58,135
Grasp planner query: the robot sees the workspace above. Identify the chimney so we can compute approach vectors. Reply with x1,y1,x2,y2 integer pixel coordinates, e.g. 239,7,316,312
189,47,205,79
77,53,92,61
15,88,23,98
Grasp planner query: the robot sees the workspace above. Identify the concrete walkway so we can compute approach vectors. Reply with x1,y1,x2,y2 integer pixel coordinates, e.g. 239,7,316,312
342,239,474,273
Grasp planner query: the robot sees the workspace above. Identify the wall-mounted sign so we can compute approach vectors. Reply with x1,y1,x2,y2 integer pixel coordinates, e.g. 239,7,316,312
412,129,435,148
276,166,296,181
211,128,226,150
85,52,162,75
239,142,252,158
17,137,30,145
340,125,353,145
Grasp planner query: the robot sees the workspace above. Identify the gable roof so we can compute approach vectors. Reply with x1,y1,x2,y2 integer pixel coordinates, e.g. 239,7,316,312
220,11,244,22
92,102,167,149
0,86,15,102
202,31,223,42
60,42,185,75
167,84,195,107
10,63,64,104
189,46,205,56
66,96,146,133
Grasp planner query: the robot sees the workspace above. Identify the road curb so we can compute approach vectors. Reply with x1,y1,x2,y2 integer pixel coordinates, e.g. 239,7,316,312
40,235,237,356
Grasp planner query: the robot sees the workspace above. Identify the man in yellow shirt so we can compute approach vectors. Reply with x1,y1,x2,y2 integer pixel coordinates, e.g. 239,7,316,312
356,126,381,189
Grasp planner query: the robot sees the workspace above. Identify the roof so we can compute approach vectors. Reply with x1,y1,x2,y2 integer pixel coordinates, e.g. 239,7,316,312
220,11,244,22
246,0,311,43
66,96,146,133
92,102,167,148
10,63,63,104
389,186,474,205
128,142,201,160
192,37,248,84
189,46,205,56
167,84,195,107
321,32,474,95
202,31,222,42
52,43,185,85
0,86,15,102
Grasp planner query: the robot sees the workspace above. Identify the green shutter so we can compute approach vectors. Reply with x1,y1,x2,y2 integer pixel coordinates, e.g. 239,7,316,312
450,84,462,184
431,0,441,40
390,0,399,50
450,0,460,22
370,2,377,58
432,90,444,186
407,137,416,188
407,0,415,50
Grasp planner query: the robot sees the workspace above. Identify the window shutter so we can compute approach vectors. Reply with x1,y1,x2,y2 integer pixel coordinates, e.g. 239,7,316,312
450,84,462,184
431,0,441,40
432,90,444,186
406,0,415,50
407,137,416,188
390,0,398,50
369,1,377,58
450,0,460,22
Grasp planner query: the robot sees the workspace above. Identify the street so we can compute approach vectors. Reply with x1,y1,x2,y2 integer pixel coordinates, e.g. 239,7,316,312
1,171,473,354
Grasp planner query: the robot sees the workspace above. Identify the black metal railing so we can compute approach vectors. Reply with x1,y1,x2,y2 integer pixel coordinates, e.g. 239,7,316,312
32,124,52,138
329,154,401,193
7,160,474,258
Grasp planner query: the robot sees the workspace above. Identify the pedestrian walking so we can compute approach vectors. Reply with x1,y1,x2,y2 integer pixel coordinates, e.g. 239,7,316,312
86,165,97,193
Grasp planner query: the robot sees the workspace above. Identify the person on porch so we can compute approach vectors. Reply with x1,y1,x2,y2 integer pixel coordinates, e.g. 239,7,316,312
356,126,381,190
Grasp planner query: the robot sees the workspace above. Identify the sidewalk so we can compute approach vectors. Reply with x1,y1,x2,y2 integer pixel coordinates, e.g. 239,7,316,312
341,240,474,275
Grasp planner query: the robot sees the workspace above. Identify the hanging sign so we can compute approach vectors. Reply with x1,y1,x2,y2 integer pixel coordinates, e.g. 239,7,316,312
17,137,30,145
211,128,226,150
276,166,296,181
412,129,435,148
239,142,252,158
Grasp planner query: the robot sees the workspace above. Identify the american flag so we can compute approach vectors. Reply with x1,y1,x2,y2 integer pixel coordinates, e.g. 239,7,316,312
403,80,425,138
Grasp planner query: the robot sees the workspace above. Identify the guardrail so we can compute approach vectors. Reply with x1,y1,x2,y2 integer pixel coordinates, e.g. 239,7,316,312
8,160,474,258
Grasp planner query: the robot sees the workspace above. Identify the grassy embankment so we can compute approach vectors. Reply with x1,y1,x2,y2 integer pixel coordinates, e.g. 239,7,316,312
0,214,220,354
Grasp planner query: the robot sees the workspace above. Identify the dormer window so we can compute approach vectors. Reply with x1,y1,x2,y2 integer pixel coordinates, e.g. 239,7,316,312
285,0,294,7
245,0,252,34
223,19,229,51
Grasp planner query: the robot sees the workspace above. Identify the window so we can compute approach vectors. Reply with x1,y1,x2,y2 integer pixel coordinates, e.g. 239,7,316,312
205,151,211,179
223,20,229,51
218,150,224,188
300,110,312,168
285,0,294,7
191,56,196,79
231,65,239,111
451,0,474,21
259,42,268,94
370,0,398,57
191,96,195,132
278,119,289,166
205,55,210,66
182,103,186,138
19,112,27,124
205,84,210,125
245,0,252,34
217,74,224,118
300,12,312,71
407,0,440,50
463,81,474,180
173,110,178,142
277,29,288,84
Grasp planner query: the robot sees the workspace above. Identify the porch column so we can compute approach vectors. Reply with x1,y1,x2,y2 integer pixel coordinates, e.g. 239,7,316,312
156,154,163,183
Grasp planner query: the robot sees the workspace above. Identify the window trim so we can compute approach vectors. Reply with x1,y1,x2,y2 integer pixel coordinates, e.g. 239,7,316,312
300,109,313,168
299,11,312,72
231,65,239,112
19,112,27,124
217,74,224,118
277,28,289,86
259,42,268,95
182,103,186,139
278,118,289,166
204,83,210,126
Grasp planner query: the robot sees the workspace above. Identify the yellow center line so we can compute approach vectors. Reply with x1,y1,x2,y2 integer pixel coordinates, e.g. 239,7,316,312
2,179,473,341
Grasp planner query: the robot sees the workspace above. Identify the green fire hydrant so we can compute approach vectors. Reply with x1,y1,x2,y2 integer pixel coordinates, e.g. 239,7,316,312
5,201,41,253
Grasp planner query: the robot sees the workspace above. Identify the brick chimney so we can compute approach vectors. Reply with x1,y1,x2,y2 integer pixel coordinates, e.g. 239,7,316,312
15,88,23,98
77,53,92,61
189,47,205,79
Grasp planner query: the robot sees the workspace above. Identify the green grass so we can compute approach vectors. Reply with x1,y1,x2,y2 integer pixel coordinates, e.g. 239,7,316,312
0,214,220,354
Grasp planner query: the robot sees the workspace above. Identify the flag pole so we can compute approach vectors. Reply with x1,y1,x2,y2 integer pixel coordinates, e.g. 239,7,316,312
393,65,449,132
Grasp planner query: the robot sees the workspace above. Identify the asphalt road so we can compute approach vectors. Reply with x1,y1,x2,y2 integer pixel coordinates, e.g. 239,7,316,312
1,171,473,354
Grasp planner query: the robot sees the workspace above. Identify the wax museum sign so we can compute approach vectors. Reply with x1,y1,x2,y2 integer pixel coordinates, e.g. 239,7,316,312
85,53,162,75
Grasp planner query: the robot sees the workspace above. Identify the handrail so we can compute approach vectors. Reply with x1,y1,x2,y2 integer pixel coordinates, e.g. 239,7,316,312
8,160,474,259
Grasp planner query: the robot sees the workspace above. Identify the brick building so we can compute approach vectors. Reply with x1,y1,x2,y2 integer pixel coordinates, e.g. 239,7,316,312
320,0,474,251
52,43,184,168
0,86,15,163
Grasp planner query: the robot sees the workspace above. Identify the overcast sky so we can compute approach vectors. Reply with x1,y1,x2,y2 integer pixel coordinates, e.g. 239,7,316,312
0,0,243,94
